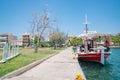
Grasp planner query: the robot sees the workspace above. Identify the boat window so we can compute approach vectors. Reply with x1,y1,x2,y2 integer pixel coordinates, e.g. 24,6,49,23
88,41,91,44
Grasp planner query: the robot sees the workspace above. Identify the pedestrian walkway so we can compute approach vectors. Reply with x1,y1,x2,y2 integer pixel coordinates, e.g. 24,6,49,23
3,47,86,80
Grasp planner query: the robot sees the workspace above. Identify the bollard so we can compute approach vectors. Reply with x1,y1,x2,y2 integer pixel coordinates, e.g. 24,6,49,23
75,73,84,80
72,54,77,60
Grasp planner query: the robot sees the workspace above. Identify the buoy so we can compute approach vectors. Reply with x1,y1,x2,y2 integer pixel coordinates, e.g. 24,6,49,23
75,73,84,80
73,54,77,60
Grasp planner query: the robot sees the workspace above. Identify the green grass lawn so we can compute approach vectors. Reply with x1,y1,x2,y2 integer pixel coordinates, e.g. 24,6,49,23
0,47,63,77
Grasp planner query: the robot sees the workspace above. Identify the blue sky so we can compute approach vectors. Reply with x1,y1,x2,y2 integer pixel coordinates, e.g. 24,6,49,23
0,0,120,38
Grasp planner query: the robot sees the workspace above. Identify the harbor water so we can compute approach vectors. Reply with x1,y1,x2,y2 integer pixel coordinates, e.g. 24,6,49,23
79,48,120,80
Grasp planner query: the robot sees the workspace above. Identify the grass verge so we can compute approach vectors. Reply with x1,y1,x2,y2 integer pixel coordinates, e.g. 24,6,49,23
0,47,63,77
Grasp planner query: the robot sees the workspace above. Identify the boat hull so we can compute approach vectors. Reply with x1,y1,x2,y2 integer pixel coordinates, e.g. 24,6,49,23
78,53,111,64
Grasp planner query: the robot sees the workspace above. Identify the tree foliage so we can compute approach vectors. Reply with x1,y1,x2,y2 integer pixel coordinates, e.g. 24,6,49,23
69,37,82,46
111,33,120,45
34,36,38,46
49,28,67,48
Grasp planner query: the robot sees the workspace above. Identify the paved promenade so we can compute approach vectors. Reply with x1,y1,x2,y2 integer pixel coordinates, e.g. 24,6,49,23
3,47,86,80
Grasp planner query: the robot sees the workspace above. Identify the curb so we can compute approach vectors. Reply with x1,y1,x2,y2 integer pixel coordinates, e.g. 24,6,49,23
76,60,87,80
0,52,59,80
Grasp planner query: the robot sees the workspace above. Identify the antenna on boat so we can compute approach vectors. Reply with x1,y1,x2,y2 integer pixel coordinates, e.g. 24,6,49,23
83,14,89,34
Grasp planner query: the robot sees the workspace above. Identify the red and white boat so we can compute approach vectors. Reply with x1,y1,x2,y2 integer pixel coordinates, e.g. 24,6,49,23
77,15,111,65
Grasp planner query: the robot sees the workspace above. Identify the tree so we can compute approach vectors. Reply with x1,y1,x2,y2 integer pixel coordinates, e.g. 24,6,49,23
111,34,120,46
93,36,100,42
30,11,50,53
49,28,67,48
69,37,82,46
34,36,38,46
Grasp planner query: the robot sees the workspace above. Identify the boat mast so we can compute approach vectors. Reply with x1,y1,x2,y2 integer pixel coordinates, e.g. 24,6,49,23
85,14,88,34
83,14,89,53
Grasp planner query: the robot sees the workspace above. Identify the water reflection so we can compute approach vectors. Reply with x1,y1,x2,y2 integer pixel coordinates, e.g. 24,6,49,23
78,49,120,80
78,60,113,80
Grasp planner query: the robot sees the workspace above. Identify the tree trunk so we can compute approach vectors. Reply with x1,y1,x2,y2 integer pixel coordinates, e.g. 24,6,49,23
39,39,41,47
34,46,38,53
